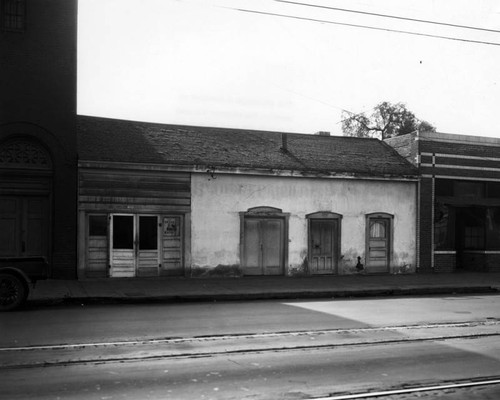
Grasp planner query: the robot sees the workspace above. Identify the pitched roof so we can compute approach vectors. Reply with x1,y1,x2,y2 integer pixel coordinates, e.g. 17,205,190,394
78,115,417,178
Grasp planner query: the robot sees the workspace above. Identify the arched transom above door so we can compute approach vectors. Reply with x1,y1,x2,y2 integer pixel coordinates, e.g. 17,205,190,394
0,138,53,169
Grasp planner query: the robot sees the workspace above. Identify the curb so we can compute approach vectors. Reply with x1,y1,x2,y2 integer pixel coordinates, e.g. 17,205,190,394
25,286,499,308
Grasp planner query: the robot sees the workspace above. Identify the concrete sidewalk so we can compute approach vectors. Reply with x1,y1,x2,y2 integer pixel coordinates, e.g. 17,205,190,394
28,272,500,306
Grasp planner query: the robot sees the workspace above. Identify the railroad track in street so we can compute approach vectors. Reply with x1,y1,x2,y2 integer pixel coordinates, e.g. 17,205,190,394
2,317,500,400
312,377,500,399
2,319,499,369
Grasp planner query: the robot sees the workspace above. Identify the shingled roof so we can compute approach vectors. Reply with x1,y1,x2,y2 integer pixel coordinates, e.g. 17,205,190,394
78,115,417,178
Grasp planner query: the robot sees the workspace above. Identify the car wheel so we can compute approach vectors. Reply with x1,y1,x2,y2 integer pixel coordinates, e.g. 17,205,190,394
0,273,27,311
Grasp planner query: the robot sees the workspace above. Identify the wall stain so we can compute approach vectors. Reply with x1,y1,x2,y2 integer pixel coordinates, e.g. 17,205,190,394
191,264,242,278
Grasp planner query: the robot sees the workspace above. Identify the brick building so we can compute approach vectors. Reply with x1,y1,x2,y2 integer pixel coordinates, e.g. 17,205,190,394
0,0,78,278
386,131,500,272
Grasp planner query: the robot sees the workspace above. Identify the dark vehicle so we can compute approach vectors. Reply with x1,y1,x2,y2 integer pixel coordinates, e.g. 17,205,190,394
0,257,49,311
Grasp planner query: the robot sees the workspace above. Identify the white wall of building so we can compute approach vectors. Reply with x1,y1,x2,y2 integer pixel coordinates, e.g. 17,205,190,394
191,173,417,275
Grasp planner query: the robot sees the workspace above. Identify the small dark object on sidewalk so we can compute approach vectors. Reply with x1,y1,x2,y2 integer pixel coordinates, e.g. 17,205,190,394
356,256,364,272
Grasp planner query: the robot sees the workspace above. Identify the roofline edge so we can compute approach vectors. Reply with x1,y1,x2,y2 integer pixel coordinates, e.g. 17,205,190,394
78,159,419,182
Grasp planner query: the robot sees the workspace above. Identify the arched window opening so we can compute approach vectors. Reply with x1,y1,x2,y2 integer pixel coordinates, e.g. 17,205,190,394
370,221,386,238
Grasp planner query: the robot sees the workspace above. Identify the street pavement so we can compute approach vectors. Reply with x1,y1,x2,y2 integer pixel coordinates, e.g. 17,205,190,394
28,272,500,306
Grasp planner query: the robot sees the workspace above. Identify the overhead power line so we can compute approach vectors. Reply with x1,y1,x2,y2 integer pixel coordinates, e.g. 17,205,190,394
275,0,500,35
224,7,500,47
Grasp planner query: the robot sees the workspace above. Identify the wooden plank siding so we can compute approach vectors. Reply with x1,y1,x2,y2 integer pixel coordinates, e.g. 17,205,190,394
77,164,191,279
79,167,191,213
0,174,52,195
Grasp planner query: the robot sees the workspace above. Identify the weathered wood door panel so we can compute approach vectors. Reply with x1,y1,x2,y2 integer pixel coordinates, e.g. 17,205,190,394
110,215,135,277
310,219,337,274
243,218,261,275
137,216,159,277
0,196,48,258
0,197,20,256
161,216,183,276
25,198,47,256
243,218,284,276
262,219,283,275
87,215,108,278
367,218,390,273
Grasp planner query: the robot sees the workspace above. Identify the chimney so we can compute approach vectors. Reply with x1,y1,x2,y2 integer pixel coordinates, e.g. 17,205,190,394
281,133,288,151
315,131,330,136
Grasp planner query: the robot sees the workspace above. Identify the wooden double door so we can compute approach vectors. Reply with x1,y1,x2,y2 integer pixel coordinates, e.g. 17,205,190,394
0,196,49,258
242,217,285,275
110,215,159,277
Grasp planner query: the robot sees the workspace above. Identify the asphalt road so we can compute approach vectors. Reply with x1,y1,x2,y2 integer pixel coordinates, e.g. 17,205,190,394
1,294,500,399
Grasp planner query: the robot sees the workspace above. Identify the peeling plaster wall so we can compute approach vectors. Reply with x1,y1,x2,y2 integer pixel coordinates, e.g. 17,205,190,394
191,173,417,275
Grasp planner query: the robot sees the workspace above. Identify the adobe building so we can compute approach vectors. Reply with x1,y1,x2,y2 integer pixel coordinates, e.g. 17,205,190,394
386,131,500,272
0,0,78,278
78,116,418,279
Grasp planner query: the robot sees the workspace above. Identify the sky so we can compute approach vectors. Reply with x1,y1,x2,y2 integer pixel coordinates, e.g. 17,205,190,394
77,0,500,138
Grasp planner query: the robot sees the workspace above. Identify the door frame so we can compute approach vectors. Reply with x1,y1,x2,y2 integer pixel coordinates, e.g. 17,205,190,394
109,213,136,277
109,213,161,277
239,206,289,276
306,212,342,275
365,212,394,273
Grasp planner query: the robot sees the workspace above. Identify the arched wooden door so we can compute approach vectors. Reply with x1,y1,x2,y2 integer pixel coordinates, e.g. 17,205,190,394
242,217,284,275
0,138,52,259
307,212,342,275
366,213,393,273
241,207,289,276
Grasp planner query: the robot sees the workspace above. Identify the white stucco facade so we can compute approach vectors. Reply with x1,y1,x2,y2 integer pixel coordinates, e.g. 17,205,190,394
191,173,417,276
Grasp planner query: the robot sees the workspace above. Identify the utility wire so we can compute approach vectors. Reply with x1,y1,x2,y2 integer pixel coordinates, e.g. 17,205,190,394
275,0,500,35
224,7,500,47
